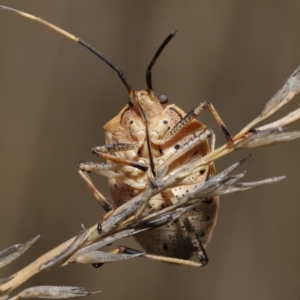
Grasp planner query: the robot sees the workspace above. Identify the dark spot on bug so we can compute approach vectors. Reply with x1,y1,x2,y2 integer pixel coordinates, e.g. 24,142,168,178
163,120,168,124
206,216,211,221
174,144,180,150
199,169,205,175
199,232,205,238
204,198,213,204
159,148,163,154
186,190,189,193
161,204,166,209
114,184,118,189
130,120,134,124
138,149,141,155
163,242,169,250
192,151,198,156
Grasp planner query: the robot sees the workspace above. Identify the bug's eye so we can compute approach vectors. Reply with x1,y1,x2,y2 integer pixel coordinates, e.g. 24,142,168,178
159,94,168,104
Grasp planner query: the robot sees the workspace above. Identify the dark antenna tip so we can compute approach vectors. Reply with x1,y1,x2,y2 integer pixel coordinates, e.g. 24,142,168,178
77,38,133,94
146,30,178,91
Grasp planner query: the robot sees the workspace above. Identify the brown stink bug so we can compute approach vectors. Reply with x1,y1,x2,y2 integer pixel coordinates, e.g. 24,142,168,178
78,30,233,266
0,5,232,267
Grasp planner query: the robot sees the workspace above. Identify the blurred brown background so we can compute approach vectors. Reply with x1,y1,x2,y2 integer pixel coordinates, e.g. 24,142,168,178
0,1,300,299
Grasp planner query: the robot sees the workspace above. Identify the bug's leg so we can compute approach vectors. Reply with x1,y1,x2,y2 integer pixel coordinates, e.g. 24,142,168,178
164,101,232,143
210,129,216,152
207,129,217,173
79,161,147,190
78,160,145,212
79,162,144,231
163,189,209,265
78,167,115,212
92,143,148,172
114,246,202,267
180,215,208,266
79,143,148,214
158,128,214,172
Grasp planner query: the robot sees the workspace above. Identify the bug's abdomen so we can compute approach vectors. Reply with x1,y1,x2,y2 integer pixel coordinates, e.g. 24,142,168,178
134,192,219,259
109,177,219,259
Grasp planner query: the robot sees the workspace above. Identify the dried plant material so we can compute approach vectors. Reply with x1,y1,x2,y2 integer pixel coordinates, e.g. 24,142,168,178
136,166,168,216
39,230,88,271
257,107,300,131
213,176,286,195
73,251,144,264
135,205,195,228
238,66,300,135
0,236,40,269
71,229,137,260
99,191,150,234
236,128,300,149
183,173,284,200
16,286,100,299
261,67,300,118
138,159,286,220
0,276,15,286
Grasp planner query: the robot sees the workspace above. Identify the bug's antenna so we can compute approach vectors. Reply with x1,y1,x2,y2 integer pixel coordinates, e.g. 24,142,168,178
0,5,133,94
146,30,177,91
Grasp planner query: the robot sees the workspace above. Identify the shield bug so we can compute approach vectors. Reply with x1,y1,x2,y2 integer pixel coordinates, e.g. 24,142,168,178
0,5,232,266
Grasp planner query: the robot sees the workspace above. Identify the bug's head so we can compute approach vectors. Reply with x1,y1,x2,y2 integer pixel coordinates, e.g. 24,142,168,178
128,89,167,119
